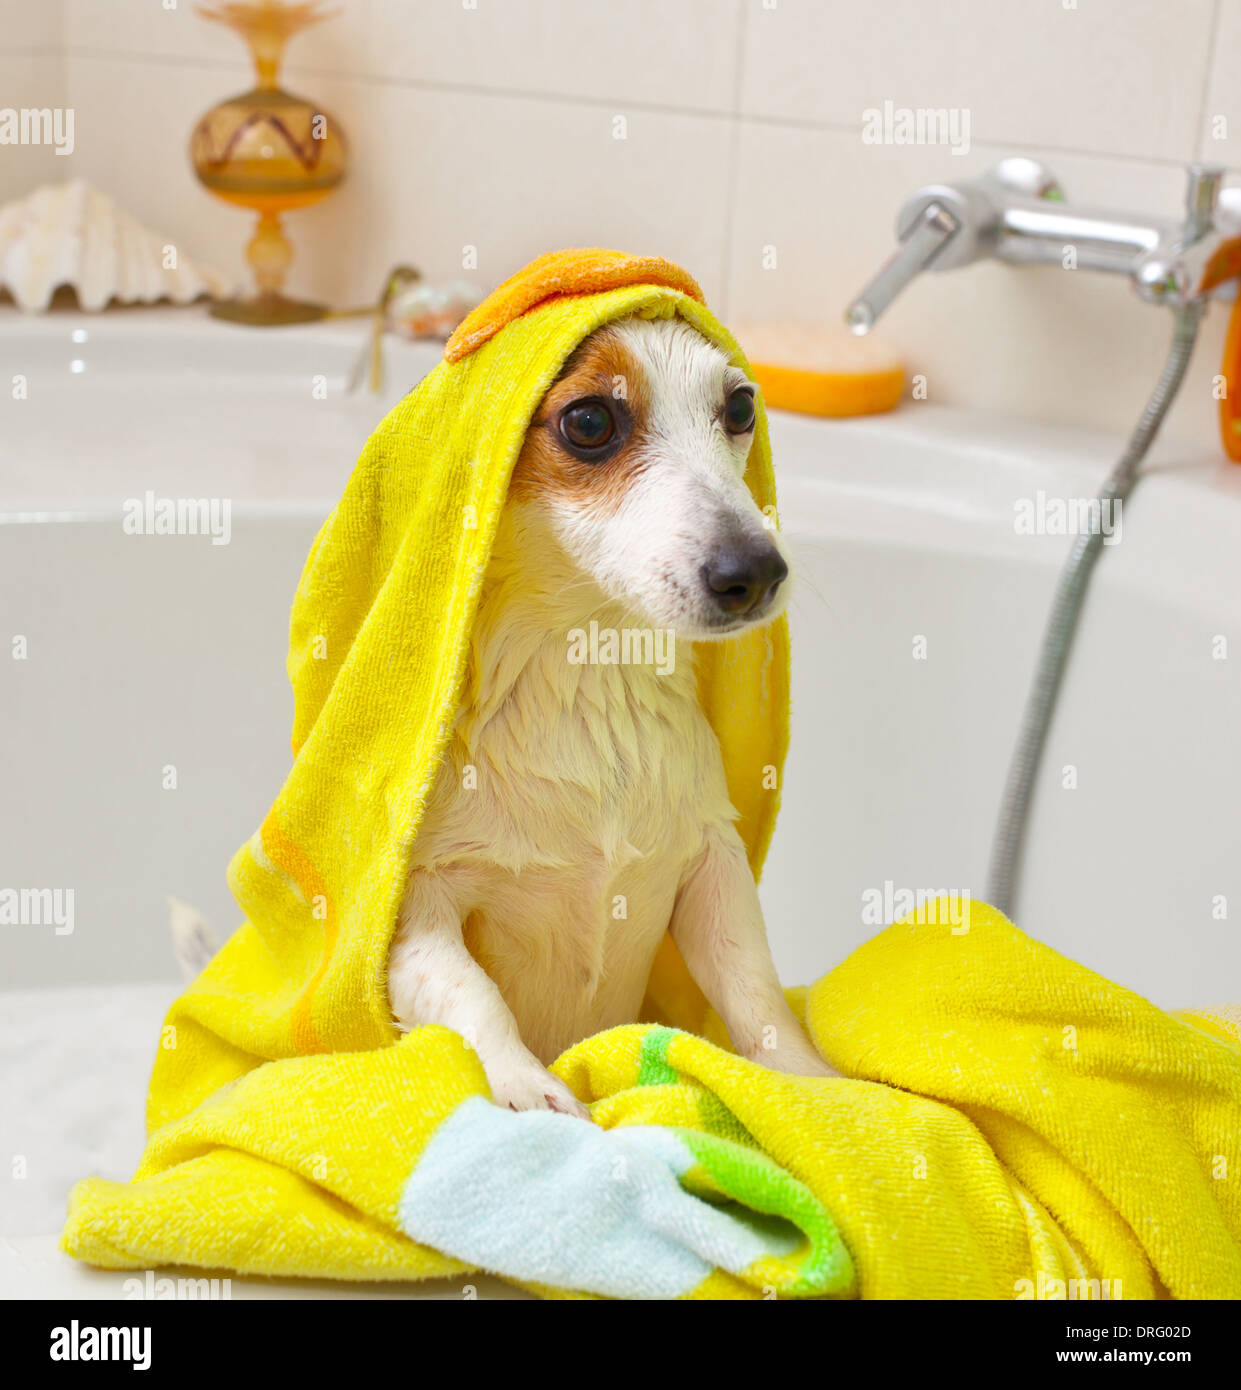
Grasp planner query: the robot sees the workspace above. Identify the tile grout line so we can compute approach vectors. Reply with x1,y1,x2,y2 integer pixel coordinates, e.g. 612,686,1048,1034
736,114,1220,174
1192,0,1225,163
48,47,1238,180
717,0,750,321
56,45,733,123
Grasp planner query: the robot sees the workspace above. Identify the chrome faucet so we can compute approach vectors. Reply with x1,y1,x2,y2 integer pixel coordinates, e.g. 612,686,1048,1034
854,161,1241,920
846,157,1241,334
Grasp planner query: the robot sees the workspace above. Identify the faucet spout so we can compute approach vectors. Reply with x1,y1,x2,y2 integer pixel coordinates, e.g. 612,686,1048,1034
845,202,960,335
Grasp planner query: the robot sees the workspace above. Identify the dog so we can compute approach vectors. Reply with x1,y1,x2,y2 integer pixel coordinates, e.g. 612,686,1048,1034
385,315,834,1118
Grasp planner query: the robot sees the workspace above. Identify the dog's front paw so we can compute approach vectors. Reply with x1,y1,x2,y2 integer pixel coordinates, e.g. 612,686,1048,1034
486,1058,592,1121
745,1031,840,1079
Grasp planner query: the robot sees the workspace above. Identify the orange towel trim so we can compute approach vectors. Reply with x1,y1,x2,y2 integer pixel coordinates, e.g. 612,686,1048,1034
1221,290,1241,463
260,807,337,1055
444,248,705,364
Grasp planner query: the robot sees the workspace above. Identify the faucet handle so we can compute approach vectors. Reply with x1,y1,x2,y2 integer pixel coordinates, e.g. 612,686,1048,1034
988,156,1065,203
845,202,960,335
1135,163,1241,303
1185,163,1223,240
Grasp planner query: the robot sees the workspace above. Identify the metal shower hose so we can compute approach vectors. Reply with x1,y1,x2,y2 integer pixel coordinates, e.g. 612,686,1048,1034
985,300,1206,916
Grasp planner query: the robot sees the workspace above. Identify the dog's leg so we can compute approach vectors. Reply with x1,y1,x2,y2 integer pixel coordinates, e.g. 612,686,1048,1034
671,829,839,1078
389,869,591,1119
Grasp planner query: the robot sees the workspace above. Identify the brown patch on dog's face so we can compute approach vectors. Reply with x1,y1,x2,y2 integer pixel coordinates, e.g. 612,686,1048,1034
499,314,781,638
508,325,652,517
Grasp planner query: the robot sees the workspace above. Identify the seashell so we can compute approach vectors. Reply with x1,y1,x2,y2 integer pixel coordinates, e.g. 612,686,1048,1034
0,178,235,313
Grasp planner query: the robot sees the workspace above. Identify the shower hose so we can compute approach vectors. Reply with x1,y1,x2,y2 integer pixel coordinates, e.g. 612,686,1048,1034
985,300,1205,917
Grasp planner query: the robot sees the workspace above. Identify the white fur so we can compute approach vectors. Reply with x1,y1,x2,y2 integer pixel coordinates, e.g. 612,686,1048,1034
387,315,833,1116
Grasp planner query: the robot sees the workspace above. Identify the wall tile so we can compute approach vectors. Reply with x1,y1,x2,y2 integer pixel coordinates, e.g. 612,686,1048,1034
0,56,70,205
58,56,735,310
0,0,63,50
739,0,1214,164
58,0,742,108
298,79,737,305
58,53,259,291
1200,0,1241,163
364,0,742,113
60,0,366,76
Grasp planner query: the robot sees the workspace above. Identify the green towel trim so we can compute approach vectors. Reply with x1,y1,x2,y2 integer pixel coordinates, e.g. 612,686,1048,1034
681,1130,854,1296
637,1026,680,1086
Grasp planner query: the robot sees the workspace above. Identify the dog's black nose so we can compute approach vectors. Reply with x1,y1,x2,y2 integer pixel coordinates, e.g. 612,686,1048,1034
702,543,788,615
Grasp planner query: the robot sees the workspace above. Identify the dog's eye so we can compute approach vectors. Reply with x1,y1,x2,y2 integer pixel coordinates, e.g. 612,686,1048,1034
560,400,616,452
724,386,756,434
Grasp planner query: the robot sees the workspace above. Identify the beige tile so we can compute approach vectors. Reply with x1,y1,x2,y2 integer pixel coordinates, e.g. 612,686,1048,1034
58,0,741,109
0,0,63,50
58,54,259,292
0,57,70,205
60,0,364,75
62,0,235,62
724,118,1226,449
297,79,736,306
740,0,1214,164
55,57,734,311
363,0,741,112
1200,0,1241,164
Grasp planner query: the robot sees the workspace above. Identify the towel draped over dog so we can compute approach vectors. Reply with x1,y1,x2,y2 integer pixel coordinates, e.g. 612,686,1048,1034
62,251,1241,1298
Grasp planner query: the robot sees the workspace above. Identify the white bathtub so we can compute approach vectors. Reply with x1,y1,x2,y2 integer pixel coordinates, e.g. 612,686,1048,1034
3,308,1239,1293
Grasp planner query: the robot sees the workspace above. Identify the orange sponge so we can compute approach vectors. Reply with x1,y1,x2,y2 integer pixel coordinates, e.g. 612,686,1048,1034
444,248,704,363
731,322,905,417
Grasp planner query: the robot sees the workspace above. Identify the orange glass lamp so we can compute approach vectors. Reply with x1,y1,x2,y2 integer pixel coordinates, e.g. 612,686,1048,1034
191,0,347,325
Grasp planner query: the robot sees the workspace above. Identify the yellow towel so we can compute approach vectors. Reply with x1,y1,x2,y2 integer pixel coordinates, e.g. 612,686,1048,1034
61,251,1241,1298
63,904,1241,1298
147,256,784,1111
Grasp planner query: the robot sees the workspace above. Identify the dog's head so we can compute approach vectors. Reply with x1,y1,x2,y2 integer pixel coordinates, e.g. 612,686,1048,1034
507,315,789,640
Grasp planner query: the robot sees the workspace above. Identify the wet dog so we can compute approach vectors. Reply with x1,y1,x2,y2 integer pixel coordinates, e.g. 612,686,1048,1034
387,315,833,1117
